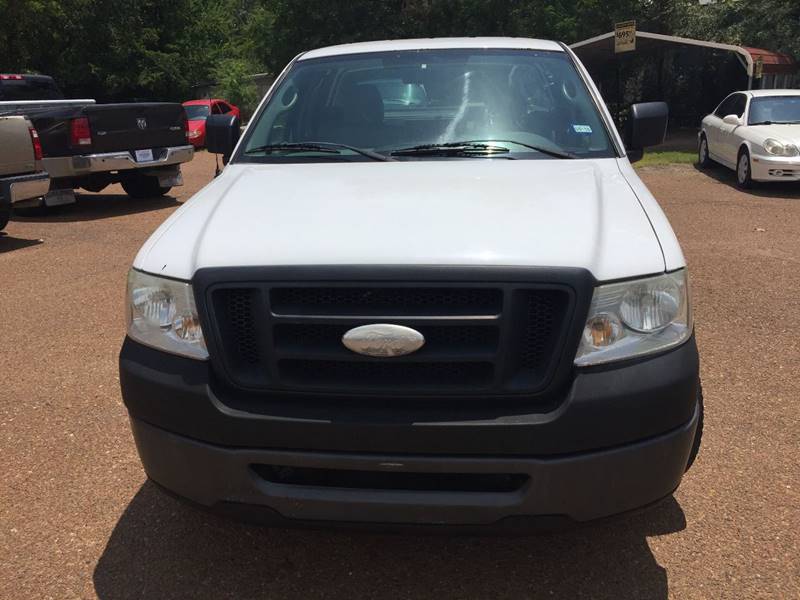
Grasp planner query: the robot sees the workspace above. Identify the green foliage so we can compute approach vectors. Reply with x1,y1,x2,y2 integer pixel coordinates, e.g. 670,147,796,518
671,0,800,59
213,58,260,116
0,0,797,101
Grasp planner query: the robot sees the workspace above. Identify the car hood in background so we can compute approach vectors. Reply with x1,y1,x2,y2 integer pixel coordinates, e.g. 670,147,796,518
134,158,666,282
745,123,800,145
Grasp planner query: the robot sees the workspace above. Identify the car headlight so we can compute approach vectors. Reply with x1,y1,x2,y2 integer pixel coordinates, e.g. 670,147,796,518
126,269,208,359
763,138,799,157
575,270,691,366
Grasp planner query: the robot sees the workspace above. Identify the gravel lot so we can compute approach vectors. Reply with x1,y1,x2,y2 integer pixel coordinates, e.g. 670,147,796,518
1,152,798,599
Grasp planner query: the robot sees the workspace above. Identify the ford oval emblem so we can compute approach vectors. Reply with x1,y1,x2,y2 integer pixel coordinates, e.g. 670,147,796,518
342,324,425,358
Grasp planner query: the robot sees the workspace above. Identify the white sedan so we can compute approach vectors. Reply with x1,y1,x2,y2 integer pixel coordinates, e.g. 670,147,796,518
699,89,800,188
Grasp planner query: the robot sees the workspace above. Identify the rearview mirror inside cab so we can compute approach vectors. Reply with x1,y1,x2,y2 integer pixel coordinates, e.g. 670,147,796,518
206,113,241,164
626,102,668,163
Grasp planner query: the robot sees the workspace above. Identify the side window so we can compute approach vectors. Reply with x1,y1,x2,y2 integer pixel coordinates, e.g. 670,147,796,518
211,102,222,115
714,95,736,118
218,102,231,114
732,94,747,118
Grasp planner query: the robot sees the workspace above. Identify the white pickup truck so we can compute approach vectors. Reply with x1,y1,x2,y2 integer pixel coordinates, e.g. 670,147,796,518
120,38,702,530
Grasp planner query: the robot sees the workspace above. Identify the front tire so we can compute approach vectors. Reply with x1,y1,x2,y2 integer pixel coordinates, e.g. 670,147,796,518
0,207,10,231
121,174,171,199
737,148,753,189
698,134,713,169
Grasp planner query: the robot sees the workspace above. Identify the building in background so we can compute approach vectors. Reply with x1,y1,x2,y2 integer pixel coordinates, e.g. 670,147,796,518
572,31,797,130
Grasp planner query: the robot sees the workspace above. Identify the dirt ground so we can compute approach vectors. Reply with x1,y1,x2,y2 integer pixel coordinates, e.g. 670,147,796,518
1,152,798,599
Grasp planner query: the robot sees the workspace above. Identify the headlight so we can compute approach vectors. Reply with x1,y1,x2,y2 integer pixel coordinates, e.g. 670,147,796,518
126,269,208,359
575,270,691,366
764,138,799,157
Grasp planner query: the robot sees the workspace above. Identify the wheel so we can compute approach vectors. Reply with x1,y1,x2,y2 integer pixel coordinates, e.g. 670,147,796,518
686,381,704,471
736,148,753,189
121,174,171,199
0,207,10,231
697,134,713,169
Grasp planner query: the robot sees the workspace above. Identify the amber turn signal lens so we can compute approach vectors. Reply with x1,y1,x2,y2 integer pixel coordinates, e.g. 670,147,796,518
587,314,621,347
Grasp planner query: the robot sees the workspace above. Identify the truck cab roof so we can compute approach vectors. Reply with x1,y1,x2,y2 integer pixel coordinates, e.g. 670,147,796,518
0,74,63,101
300,37,565,60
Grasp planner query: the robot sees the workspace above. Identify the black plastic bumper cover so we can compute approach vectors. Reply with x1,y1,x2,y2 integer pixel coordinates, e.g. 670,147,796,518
131,407,697,525
120,336,700,525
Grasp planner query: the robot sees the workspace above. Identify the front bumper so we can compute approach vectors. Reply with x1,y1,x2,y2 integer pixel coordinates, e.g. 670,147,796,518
0,170,50,205
132,407,697,527
751,153,800,181
41,145,194,179
120,336,700,527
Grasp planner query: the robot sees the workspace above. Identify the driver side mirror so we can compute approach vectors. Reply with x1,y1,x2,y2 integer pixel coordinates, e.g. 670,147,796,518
722,114,743,126
206,113,241,165
626,102,668,163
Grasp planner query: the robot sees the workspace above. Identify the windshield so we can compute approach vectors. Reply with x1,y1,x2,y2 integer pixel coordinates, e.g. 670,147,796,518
238,49,615,162
749,96,800,125
184,104,210,120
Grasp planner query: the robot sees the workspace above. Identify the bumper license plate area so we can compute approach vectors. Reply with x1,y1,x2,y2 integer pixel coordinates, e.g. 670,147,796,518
134,149,154,162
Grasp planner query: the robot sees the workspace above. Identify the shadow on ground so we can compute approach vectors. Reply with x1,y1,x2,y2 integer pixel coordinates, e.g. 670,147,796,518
694,164,800,199
0,231,43,253
94,482,685,600
12,193,179,223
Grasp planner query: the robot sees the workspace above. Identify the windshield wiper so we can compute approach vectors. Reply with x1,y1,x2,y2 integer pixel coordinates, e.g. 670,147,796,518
390,140,575,159
750,121,800,126
463,139,576,159
390,142,511,157
244,142,393,162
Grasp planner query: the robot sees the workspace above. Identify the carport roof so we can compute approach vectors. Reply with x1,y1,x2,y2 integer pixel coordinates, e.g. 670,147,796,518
571,31,796,77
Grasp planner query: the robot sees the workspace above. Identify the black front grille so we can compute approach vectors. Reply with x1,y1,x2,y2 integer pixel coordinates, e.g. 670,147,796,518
280,359,495,388
273,323,498,353
216,288,260,365
271,287,502,316
520,291,559,370
203,277,578,396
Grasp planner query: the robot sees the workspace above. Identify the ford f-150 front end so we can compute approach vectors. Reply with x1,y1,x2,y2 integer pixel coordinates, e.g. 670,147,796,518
119,38,702,530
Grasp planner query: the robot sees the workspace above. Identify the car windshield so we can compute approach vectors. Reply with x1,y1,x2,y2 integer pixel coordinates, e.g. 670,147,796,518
184,104,210,120
748,96,800,125
238,48,615,162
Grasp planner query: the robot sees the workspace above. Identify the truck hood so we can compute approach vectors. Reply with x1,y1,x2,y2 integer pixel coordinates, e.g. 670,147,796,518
135,158,666,282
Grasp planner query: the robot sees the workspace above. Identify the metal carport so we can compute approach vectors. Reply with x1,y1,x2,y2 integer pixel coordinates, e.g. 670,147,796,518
571,31,797,128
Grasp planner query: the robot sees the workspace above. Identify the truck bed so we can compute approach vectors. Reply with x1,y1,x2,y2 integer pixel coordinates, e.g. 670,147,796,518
1,102,187,158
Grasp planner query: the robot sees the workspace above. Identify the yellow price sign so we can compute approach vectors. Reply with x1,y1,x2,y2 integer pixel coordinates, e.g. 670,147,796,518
615,20,636,54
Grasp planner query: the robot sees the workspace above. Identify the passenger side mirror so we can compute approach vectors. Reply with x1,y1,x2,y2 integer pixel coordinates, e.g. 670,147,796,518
722,114,743,126
626,102,669,163
206,114,241,165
